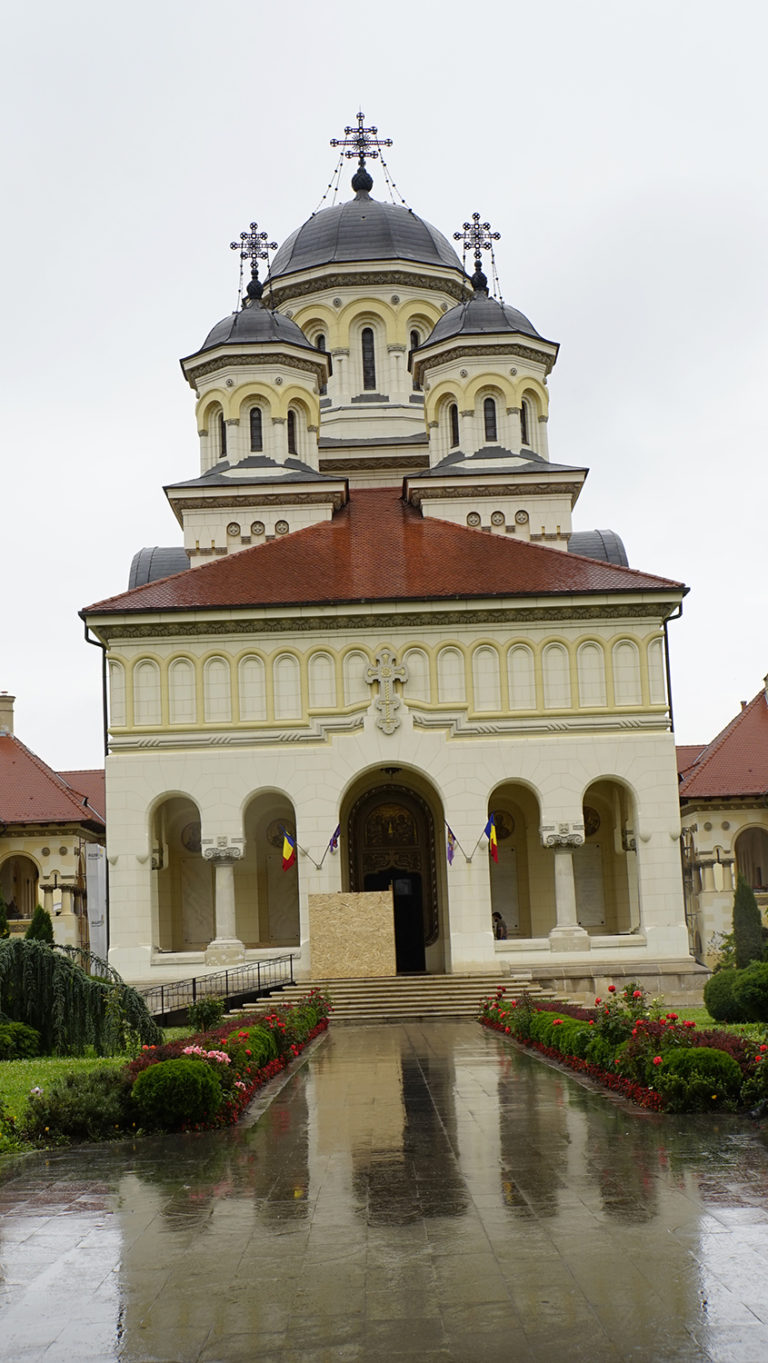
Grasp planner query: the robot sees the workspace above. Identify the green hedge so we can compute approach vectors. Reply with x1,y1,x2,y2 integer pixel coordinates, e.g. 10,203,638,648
132,1056,223,1130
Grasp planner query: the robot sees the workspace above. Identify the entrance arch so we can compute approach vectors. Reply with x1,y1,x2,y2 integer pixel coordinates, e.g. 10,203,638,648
0,854,39,919
735,827,768,892
345,781,442,973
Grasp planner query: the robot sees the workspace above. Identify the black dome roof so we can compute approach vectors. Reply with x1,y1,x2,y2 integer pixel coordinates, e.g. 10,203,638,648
270,190,463,279
425,287,542,347
199,301,316,354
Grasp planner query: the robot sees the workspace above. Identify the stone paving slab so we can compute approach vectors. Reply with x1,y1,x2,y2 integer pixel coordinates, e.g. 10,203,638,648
2,1022,768,1360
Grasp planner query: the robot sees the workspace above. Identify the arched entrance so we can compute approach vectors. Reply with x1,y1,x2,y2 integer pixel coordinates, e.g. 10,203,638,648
347,784,439,973
0,854,39,919
735,827,768,892
152,796,212,951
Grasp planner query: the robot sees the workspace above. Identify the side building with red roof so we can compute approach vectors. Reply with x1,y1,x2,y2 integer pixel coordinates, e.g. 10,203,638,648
679,679,768,964
0,693,105,948
81,125,701,999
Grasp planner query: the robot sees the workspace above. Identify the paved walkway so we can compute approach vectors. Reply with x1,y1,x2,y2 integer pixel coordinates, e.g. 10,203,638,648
2,1023,768,1362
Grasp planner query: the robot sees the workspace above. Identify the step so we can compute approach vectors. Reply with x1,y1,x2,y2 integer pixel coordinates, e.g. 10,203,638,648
225,974,564,1024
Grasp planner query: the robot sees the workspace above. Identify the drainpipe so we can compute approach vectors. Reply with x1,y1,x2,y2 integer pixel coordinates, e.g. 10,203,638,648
83,621,110,951
663,601,683,734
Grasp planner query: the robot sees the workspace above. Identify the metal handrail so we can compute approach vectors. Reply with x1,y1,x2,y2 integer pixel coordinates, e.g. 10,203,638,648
138,953,296,1021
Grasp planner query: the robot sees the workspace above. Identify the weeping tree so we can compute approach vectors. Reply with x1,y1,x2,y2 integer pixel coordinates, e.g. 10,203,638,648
0,938,162,1055
733,874,764,969
0,894,9,941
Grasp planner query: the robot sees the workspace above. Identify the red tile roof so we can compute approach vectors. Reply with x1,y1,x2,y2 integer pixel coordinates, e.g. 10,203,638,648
676,744,705,780
0,735,105,828
679,688,768,799
83,487,685,616
58,769,106,821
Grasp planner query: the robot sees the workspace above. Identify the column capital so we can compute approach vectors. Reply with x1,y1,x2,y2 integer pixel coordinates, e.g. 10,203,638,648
540,822,585,849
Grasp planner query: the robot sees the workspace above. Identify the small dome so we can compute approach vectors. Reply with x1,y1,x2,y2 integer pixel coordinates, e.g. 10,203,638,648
425,287,542,347
270,193,462,279
199,302,317,354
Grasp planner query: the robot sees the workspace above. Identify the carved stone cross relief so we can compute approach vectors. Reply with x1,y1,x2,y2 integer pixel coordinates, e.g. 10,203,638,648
365,648,408,734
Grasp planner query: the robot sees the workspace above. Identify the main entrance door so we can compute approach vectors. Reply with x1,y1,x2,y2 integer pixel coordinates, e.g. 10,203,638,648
347,785,439,974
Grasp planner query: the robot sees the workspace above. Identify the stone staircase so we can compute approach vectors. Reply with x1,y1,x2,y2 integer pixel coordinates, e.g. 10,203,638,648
230,973,562,1025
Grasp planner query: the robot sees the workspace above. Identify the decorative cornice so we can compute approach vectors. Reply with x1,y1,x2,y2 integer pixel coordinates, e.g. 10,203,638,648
408,480,584,506
412,710,670,738
320,456,428,473
269,268,467,308
96,601,676,643
168,490,345,511
540,823,586,848
417,341,557,379
184,352,327,385
107,714,366,752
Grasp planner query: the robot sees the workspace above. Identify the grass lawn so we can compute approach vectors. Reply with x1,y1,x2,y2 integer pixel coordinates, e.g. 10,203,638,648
0,1026,193,1154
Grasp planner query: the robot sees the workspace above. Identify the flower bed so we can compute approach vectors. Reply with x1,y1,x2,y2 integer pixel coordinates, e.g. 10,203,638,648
14,989,332,1146
480,983,768,1113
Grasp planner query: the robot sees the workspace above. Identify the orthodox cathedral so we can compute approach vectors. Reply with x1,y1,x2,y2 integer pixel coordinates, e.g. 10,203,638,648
82,115,697,995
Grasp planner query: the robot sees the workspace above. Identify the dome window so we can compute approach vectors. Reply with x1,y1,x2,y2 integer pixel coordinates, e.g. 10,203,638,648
287,409,297,456
449,403,460,449
249,407,263,453
361,327,376,391
483,397,498,443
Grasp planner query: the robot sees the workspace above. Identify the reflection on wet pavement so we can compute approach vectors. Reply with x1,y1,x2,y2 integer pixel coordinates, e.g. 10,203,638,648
2,1022,768,1361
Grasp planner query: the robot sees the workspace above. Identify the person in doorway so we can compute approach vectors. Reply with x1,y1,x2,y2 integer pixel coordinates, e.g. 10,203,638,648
492,911,508,940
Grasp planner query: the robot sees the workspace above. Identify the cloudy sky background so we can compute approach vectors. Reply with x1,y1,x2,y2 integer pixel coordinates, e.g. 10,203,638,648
2,0,766,770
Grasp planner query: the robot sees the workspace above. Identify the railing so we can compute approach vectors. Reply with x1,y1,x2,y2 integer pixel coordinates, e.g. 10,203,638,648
138,953,296,1022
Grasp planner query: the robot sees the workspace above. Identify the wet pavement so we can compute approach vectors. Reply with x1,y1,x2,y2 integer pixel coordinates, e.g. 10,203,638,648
2,1024,768,1362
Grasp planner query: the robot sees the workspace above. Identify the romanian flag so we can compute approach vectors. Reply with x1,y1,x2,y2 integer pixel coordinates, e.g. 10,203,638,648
446,826,457,866
329,825,340,854
484,815,498,864
282,830,297,871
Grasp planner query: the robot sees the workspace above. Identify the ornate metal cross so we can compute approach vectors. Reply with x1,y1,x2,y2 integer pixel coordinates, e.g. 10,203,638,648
365,649,408,734
453,212,500,270
331,111,392,167
230,222,277,271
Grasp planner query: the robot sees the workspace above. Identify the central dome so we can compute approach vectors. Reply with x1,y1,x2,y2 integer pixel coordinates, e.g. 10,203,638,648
270,190,463,280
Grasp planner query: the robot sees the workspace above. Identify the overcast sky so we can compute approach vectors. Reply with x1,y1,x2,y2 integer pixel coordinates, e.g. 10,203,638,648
2,0,766,770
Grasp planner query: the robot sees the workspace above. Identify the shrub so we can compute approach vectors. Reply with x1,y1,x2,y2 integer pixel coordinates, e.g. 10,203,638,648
0,895,9,941
25,906,54,943
187,996,225,1032
733,875,764,969
131,1056,223,1131
226,1023,278,1070
19,1066,135,1145
655,1046,742,1113
703,968,745,1023
0,1021,41,1059
733,962,768,1023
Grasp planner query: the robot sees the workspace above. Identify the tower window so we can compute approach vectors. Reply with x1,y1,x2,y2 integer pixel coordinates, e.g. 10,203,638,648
483,397,498,443
362,327,376,390
218,411,227,458
520,398,533,447
287,410,297,456
316,334,327,394
410,330,421,390
249,407,263,452
449,403,460,448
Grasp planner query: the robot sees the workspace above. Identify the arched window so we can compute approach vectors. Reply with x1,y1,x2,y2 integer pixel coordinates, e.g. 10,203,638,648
520,401,529,446
449,403,460,448
410,329,421,390
218,411,227,459
362,327,376,390
316,334,327,394
483,396,497,442
249,407,263,452
287,410,297,456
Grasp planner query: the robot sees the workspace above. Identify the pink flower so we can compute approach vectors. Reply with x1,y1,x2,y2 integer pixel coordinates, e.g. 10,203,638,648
653,1056,662,1066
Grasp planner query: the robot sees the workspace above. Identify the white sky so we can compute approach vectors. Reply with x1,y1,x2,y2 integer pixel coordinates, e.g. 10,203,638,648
2,0,766,769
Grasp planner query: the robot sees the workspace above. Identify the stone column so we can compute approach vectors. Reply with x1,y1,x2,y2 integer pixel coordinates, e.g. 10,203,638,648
720,858,735,892
204,848,246,966
699,859,716,893
55,882,80,947
542,829,590,952
41,882,55,917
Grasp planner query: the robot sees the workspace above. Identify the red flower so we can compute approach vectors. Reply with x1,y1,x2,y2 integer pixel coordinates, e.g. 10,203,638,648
588,1020,594,1026
608,985,616,993
683,1020,696,1029
553,1019,563,1026
633,990,642,999
653,1056,662,1066
667,1013,679,1021
595,997,602,1005
760,1045,767,1053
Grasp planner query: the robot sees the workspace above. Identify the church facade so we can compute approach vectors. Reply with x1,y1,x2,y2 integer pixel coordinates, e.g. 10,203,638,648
82,119,695,992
